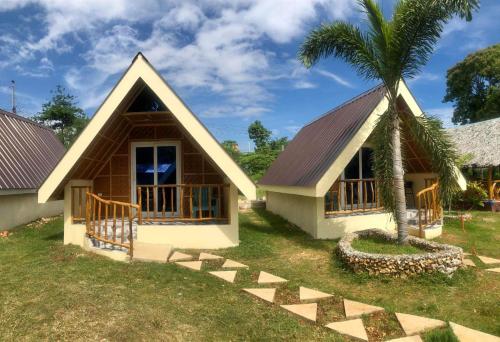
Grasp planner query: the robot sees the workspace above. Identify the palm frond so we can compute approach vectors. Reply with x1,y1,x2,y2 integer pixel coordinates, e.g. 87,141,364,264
371,107,396,214
402,113,461,204
391,0,479,79
359,0,395,84
298,22,380,80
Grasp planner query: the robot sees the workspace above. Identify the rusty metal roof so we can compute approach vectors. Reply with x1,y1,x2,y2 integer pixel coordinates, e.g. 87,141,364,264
259,84,386,187
0,109,65,191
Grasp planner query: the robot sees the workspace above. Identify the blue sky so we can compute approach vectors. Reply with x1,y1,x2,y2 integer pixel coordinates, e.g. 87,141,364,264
0,0,499,151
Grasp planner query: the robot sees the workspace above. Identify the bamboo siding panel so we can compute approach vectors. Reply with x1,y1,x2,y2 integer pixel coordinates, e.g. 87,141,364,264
0,109,65,190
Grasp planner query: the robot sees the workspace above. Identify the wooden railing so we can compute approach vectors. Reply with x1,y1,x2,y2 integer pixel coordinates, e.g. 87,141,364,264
85,192,140,258
71,186,91,223
325,179,383,215
136,184,229,224
416,183,441,238
490,180,500,200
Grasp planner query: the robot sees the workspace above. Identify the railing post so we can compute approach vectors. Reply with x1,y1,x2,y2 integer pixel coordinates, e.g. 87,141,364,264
418,195,423,238
128,206,134,259
137,186,142,225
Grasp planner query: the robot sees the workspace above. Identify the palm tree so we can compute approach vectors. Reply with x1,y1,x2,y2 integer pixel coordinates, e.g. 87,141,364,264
299,0,479,244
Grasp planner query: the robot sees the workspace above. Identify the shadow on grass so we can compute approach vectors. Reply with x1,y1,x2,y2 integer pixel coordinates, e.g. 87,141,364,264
44,230,64,241
241,208,336,251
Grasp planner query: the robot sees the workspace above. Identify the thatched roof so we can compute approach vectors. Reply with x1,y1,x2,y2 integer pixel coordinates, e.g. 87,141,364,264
446,117,500,167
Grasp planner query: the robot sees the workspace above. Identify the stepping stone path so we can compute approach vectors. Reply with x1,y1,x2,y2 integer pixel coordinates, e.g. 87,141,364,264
209,271,237,283
243,288,276,303
199,252,223,260
169,250,500,341
222,259,249,268
299,286,332,301
168,251,193,262
463,258,476,267
343,298,384,318
450,322,500,342
395,312,446,335
175,261,202,271
477,256,500,265
325,319,368,341
257,271,287,284
281,303,317,322
387,336,423,342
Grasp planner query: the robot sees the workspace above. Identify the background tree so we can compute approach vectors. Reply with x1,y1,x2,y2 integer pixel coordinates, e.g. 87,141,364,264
444,43,500,125
299,0,478,243
248,120,272,151
221,140,241,159
222,121,289,181
33,86,88,147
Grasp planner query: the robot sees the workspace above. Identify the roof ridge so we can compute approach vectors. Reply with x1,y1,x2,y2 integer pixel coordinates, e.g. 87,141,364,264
446,117,500,130
0,108,54,132
302,83,386,129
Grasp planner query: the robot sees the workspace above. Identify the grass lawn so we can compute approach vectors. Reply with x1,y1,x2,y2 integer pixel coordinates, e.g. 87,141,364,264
0,210,498,341
351,235,426,255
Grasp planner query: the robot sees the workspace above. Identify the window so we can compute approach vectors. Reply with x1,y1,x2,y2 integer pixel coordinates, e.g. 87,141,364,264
132,142,180,213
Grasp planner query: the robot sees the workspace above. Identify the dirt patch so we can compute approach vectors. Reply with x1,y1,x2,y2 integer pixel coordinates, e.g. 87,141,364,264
287,250,328,263
273,287,301,305
316,296,345,325
363,311,405,341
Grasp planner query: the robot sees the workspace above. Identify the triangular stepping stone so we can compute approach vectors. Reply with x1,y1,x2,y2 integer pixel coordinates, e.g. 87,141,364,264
477,255,500,265
299,286,332,301
485,267,500,273
325,319,368,341
257,271,287,284
450,322,500,342
463,259,476,267
243,288,276,303
222,259,248,268
395,313,445,335
209,271,237,283
175,261,202,271
168,251,193,262
281,303,317,322
344,299,384,318
386,336,423,342
199,252,223,260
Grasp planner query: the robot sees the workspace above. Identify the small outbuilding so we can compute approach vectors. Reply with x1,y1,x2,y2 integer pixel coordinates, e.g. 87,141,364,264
259,81,466,239
446,117,500,200
0,109,65,229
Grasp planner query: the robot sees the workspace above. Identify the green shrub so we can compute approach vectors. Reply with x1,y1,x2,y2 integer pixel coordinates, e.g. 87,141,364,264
451,181,487,210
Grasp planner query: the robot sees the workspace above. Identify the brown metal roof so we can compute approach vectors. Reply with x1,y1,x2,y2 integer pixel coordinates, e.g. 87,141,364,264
259,84,386,187
0,109,65,191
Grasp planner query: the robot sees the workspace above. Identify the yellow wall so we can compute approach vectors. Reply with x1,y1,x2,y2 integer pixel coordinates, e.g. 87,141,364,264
63,180,241,250
63,180,91,246
0,193,62,230
266,191,396,239
316,197,396,239
266,191,320,237
405,172,438,194
136,184,240,249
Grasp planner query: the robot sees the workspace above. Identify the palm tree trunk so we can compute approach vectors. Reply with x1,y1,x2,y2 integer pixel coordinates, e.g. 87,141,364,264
392,111,408,244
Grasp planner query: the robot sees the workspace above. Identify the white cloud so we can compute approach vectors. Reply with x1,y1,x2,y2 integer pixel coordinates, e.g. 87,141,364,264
407,72,440,84
0,0,356,118
316,69,354,88
294,80,316,89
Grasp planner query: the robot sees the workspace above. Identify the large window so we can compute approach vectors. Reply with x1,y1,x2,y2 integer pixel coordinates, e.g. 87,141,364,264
132,142,180,214
325,147,377,213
